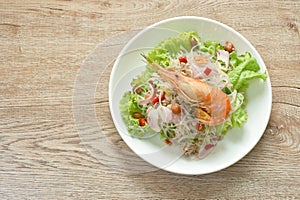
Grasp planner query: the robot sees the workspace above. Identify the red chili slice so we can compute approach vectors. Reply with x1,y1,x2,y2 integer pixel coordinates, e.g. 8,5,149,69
178,56,187,64
203,67,212,76
139,118,147,126
196,123,203,131
160,91,166,101
151,96,159,105
204,144,215,150
165,138,172,145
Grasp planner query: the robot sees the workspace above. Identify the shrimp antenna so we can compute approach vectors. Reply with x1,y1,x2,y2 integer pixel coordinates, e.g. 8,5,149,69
140,53,152,63
140,53,161,72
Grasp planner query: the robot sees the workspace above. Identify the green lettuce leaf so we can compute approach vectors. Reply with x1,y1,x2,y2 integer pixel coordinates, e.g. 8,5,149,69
146,31,200,67
229,51,252,67
119,91,153,137
157,31,200,55
119,92,142,117
216,92,246,134
131,67,153,89
234,70,267,93
228,56,267,92
200,40,224,57
126,116,154,137
128,93,142,115
228,57,260,86
216,117,233,135
231,107,248,128
119,91,131,115
147,48,170,68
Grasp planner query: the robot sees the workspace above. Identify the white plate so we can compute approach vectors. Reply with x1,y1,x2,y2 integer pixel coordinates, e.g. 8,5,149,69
109,16,272,175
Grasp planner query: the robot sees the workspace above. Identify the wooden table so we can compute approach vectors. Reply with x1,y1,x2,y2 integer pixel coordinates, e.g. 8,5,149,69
1,1,299,199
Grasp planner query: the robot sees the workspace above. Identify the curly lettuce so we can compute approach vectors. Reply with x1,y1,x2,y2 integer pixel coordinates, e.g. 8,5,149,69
234,70,267,93
130,67,153,90
119,92,153,137
228,56,267,92
216,52,267,134
147,31,200,67
200,40,224,57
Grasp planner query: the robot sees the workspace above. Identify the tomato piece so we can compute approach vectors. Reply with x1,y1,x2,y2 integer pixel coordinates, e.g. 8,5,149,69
196,123,203,131
165,138,172,145
203,67,212,76
151,96,159,105
178,56,187,64
160,91,166,101
139,118,147,126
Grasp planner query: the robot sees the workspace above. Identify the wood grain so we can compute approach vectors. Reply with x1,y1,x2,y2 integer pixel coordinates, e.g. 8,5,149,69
0,0,299,199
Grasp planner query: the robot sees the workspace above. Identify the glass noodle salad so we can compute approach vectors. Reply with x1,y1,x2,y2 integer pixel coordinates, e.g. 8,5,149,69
119,31,267,159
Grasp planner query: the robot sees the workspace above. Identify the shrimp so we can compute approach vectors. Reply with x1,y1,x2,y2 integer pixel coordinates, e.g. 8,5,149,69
142,54,231,126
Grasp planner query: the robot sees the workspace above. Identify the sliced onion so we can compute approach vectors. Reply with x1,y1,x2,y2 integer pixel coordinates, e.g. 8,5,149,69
147,107,161,132
158,89,165,102
190,63,204,79
138,80,156,105
157,105,173,123
171,112,183,124
197,143,216,159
